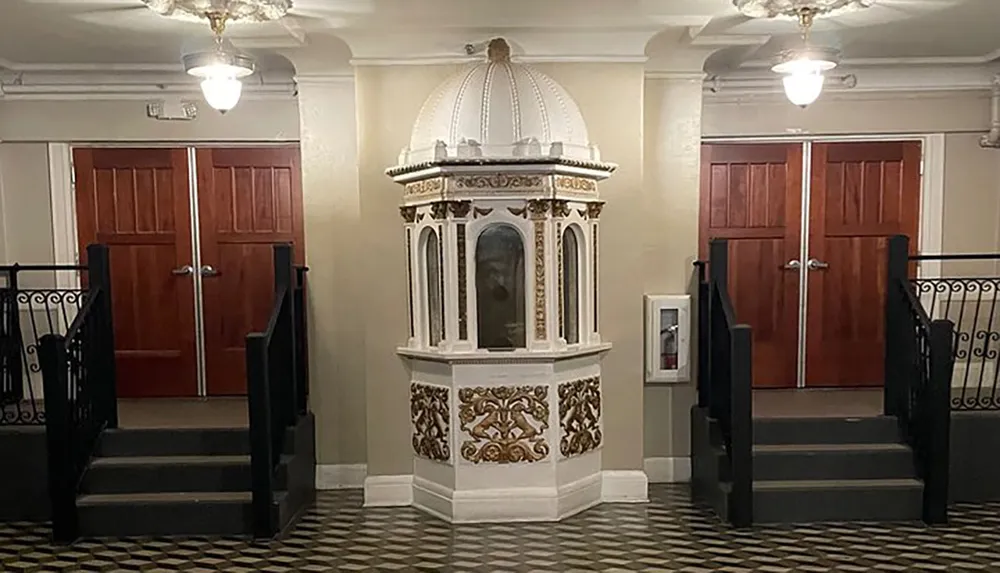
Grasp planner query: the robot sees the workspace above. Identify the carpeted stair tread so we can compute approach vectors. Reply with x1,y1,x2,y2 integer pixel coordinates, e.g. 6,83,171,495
754,442,909,453
754,478,922,490
79,491,253,505
90,455,251,467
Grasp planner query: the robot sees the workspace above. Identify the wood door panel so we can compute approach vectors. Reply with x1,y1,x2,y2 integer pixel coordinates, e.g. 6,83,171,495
700,143,802,389
805,141,921,387
198,146,304,396
728,238,799,388
74,148,197,398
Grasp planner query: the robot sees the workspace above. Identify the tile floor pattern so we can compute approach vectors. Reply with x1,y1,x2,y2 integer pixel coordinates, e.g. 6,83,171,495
2,485,1000,572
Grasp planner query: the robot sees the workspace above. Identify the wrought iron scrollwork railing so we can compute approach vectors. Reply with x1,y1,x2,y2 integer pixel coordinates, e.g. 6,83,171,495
702,240,754,528
37,244,119,543
910,272,1000,411
885,235,954,525
1,263,88,425
247,245,307,538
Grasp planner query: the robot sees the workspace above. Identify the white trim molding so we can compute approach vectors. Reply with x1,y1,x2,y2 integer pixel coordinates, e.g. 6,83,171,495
601,470,651,503
353,468,653,516
316,464,367,490
644,457,693,483
47,143,79,288
363,475,414,507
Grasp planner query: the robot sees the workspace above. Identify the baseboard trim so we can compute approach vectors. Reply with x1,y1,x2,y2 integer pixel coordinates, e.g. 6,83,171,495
316,464,367,490
412,472,609,522
644,456,692,483
601,470,649,503
364,475,414,507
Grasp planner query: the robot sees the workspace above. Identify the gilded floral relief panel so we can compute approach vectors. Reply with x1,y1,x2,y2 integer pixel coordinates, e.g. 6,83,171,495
411,382,451,463
558,377,602,458
458,385,550,464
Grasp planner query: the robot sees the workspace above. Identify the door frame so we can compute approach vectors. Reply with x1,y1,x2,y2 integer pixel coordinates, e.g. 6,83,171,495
48,140,302,397
699,133,945,388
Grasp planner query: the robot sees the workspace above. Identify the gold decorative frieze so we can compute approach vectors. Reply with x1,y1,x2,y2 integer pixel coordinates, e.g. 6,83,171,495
551,200,570,218
534,221,546,339
458,386,550,464
474,207,494,219
457,223,468,340
430,202,449,220
558,377,602,457
557,222,563,338
507,206,527,218
411,383,451,462
400,206,417,223
527,199,550,220
555,176,597,193
448,200,472,219
405,178,445,196
586,202,605,220
454,174,544,191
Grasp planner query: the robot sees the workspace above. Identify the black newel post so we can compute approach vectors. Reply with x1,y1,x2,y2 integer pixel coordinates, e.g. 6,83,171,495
695,261,710,409
40,333,78,542
247,332,274,538
729,324,753,528
884,235,909,417
708,239,729,421
87,244,118,429
274,245,295,428
924,318,954,524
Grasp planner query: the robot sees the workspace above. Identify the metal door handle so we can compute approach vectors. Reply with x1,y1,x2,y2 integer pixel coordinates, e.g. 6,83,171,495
807,258,830,270
782,260,801,270
200,265,221,277
171,265,194,276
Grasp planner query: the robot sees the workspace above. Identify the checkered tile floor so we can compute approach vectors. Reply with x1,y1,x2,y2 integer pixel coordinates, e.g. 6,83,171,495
3,485,1000,572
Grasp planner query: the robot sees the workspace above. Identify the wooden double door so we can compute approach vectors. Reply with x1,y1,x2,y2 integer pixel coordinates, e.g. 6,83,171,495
73,146,305,398
700,141,922,388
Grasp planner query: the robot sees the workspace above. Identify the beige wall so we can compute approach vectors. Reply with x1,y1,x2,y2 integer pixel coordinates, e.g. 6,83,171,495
0,144,54,271
0,98,299,142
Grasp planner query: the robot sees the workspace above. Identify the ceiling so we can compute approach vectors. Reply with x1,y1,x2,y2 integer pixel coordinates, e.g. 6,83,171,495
0,0,997,70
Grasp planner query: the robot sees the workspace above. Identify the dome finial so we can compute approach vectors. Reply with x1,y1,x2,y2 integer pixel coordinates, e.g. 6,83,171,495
487,38,511,63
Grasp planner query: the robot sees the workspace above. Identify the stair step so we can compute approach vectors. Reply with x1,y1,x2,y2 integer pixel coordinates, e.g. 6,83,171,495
753,416,900,446
752,443,917,481
82,455,252,495
77,491,288,537
78,491,253,537
752,478,923,523
98,428,249,457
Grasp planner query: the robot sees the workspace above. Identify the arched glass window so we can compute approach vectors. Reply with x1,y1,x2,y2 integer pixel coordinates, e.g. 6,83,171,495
424,229,443,346
562,227,580,344
475,224,526,350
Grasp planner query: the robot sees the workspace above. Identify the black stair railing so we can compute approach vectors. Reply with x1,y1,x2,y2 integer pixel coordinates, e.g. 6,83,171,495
706,239,754,527
884,235,954,524
1,263,88,425
37,244,119,542
246,244,302,538
907,251,1000,411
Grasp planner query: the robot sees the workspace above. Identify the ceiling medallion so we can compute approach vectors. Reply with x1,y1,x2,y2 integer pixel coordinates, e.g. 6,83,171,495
733,0,874,19
141,0,292,23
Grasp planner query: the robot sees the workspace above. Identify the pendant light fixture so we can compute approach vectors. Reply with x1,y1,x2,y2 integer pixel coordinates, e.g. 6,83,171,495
732,1,875,107
771,8,839,107
182,12,255,113
142,1,293,112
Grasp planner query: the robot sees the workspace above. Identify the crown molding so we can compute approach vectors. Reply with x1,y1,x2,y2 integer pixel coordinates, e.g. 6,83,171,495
293,73,355,85
701,63,996,102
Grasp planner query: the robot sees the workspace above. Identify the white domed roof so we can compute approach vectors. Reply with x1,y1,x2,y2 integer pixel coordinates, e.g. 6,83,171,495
399,39,600,166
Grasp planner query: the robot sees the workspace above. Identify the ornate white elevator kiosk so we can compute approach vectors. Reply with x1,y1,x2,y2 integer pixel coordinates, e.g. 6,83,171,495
387,38,618,522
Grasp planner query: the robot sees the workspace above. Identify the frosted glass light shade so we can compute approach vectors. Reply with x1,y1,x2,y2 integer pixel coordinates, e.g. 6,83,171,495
200,76,243,112
782,72,825,107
